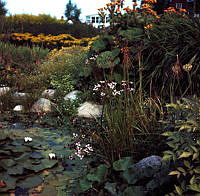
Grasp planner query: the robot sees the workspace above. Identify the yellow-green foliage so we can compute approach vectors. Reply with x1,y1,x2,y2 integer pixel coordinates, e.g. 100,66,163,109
5,14,62,26
2,14,100,38
0,33,99,49
38,46,88,88
162,98,200,195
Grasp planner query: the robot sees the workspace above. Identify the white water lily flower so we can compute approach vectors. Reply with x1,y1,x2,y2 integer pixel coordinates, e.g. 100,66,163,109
49,153,56,159
24,137,32,142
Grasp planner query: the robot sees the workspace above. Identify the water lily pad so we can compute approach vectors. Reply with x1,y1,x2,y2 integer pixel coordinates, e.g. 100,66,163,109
0,133,7,141
1,145,14,151
32,160,41,165
24,140,45,148
7,165,24,175
48,165,64,174
15,153,30,162
30,151,43,159
25,159,58,172
10,145,32,153
11,140,24,146
0,159,16,169
0,150,11,155
31,146,44,150
17,175,43,189
0,173,17,192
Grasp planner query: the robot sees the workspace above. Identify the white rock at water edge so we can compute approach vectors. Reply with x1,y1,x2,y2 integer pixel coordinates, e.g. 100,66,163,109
64,90,81,101
13,105,24,112
42,89,56,97
31,98,52,113
0,87,10,96
77,102,103,118
13,92,28,99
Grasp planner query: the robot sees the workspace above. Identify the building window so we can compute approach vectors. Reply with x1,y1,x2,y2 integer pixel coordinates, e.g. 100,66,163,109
96,17,100,23
86,16,90,23
92,17,95,23
176,3,183,9
106,17,110,23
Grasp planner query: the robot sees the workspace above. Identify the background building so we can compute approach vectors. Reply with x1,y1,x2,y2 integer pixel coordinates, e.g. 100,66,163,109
85,14,110,28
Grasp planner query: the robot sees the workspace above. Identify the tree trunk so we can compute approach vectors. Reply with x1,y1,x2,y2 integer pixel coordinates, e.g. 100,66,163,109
0,15,5,33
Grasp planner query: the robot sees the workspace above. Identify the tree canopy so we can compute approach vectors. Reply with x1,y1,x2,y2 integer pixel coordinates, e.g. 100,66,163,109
0,0,7,15
64,0,81,23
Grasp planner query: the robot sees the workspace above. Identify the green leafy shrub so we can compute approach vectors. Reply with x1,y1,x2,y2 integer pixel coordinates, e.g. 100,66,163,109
3,14,100,38
47,92,81,126
50,73,74,96
39,46,96,99
161,97,200,195
0,89,16,112
0,41,49,89
143,15,200,99
72,157,174,195
37,47,90,125
84,5,200,100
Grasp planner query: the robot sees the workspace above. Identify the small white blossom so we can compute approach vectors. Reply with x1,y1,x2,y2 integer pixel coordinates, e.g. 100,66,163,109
73,133,78,138
83,149,89,153
75,152,84,160
75,142,81,147
93,84,101,91
24,137,32,142
49,153,56,159
81,134,86,139
68,155,73,160
107,82,117,89
113,90,121,96
101,92,106,97
85,59,89,64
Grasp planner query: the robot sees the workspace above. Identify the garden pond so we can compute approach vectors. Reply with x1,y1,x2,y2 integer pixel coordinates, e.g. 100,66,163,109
0,115,94,196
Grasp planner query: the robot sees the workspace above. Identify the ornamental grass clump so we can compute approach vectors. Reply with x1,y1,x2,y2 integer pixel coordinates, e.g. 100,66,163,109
0,41,49,91
92,80,164,162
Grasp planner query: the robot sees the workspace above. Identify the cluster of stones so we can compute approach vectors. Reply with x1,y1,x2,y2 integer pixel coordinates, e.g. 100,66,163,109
0,87,103,118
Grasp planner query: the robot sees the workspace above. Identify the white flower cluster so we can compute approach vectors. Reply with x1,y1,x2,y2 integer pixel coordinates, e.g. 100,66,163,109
93,80,135,97
93,81,117,96
85,54,98,65
71,132,92,160
74,142,93,160
72,133,85,139
24,137,32,142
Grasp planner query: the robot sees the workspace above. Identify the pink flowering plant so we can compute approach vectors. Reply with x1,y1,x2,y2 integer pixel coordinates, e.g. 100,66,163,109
69,132,94,160
92,80,135,104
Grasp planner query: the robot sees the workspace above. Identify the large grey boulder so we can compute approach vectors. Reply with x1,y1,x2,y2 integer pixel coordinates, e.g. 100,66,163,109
0,87,10,96
42,89,56,97
135,155,162,170
64,90,81,101
77,102,103,118
31,98,52,113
